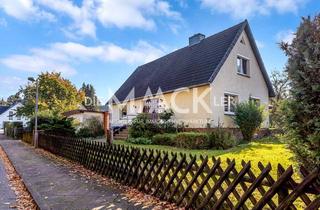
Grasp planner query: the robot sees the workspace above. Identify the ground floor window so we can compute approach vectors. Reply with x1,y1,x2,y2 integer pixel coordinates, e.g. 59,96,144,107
224,93,238,114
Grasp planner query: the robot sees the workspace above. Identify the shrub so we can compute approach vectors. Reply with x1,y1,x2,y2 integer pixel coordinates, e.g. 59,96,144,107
209,129,237,149
76,117,104,138
29,115,76,136
127,137,152,145
159,109,176,133
129,113,160,138
174,132,210,149
152,133,176,146
234,101,263,141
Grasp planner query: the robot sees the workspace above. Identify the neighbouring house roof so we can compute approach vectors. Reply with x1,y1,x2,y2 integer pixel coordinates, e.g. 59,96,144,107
0,106,10,115
63,110,105,117
111,20,275,104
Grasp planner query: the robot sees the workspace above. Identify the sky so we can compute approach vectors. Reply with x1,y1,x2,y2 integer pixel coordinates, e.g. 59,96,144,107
0,0,319,103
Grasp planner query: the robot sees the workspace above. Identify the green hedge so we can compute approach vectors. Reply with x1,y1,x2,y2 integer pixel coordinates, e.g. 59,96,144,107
175,132,210,149
152,133,176,146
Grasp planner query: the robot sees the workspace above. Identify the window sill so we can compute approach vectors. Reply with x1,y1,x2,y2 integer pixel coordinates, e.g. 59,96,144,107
224,112,235,116
237,72,250,78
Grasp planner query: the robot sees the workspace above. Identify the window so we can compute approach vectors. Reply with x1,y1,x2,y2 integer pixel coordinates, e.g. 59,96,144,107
17,115,21,120
224,94,238,114
237,56,249,75
240,37,246,45
250,97,260,106
120,105,127,118
9,111,13,120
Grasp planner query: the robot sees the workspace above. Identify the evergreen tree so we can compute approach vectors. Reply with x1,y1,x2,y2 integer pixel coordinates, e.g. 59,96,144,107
281,15,320,169
0,98,7,106
80,83,99,110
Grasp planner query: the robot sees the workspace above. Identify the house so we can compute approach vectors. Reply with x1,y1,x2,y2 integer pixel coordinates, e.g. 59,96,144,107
64,110,106,125
0,102,29,133
110,20,275,128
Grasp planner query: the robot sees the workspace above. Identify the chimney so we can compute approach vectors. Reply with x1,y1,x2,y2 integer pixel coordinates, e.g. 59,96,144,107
189,33,205,46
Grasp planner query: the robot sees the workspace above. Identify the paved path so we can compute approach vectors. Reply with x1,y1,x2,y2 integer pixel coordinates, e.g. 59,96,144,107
0,153,17,210
0,137,147,210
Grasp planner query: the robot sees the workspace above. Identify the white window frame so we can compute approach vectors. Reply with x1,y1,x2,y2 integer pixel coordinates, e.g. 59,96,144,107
224,93,239,115
236,55,250,76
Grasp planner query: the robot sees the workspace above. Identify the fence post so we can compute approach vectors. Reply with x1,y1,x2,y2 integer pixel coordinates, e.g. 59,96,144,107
277,164,289,205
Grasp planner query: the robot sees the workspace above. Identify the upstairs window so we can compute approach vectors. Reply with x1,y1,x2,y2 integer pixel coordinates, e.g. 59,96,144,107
9,111,13,120
224,94,238,114
237,56,249,75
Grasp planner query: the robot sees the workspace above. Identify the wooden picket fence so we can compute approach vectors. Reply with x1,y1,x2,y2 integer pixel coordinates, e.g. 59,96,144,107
38,134,320,209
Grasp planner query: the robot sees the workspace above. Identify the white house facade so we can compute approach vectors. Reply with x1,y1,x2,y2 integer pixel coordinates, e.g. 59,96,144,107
0,102,29,132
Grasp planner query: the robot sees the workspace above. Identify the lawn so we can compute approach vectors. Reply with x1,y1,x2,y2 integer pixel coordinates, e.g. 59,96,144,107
113,137,298,178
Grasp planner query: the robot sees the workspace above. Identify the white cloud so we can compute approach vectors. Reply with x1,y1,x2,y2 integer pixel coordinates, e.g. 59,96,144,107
0,0,181,37
200,0,306,19
0,0,55,21
0,41,166,76
276,29,295,44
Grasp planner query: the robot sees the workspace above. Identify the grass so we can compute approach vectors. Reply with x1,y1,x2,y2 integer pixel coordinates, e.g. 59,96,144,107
113,136,298,178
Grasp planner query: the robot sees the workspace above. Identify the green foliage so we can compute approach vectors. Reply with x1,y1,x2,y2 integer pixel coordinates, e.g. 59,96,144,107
234,101,263,141
174,132,210,149
280,15,320,169
159,109,176,133
152,133,176,146
29,116,75,136
127,137,152,145
18,72,84,117
76,117,104,138
209,129,237,149
269,70,290,129
129,113,160,138
4,122,23,139
80,83,99,111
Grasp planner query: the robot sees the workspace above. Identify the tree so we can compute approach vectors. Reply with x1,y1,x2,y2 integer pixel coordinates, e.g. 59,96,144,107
281,15,320,169
0,98,7,106
6,92,22,105
80,83,99,110
269,70,290,128
18,72,85,117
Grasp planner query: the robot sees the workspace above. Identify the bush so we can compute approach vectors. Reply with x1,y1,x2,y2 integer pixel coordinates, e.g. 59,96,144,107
152,133,176,146
209,129,237,149
234,101,263,141
129,113,160,138
174,132,210,149
76,117,104,138
127,137,152,145
159,109,176,133
29,116,76,136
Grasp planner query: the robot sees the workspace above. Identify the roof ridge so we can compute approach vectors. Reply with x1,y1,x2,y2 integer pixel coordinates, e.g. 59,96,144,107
136,20,248,69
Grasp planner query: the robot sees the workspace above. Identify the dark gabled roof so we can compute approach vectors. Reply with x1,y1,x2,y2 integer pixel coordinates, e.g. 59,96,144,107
0,106,10,115
112,20,275,103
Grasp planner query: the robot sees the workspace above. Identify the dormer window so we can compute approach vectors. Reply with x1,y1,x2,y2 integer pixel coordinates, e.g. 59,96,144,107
237,56,249,76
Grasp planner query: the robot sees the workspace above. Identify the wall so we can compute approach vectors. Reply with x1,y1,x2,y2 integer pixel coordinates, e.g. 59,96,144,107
111,85,212,128
69,112,104,124
0,103,29,129
210,30,270,128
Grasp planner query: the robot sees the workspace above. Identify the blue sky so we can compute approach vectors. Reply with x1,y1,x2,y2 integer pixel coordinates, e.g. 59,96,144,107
0,0,319,103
